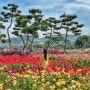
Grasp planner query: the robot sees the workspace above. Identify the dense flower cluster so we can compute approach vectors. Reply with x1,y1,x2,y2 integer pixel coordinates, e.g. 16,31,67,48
49,54,90,67
0,56,40,65
0,50,27,56
0,65,90,90
0,51,90,90
48,49,62,54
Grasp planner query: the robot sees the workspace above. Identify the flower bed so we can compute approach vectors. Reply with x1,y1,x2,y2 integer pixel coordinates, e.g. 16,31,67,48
0,54,90,90
49,54,90,67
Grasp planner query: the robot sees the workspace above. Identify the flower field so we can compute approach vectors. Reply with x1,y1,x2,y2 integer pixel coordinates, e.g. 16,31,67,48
0,50,90,90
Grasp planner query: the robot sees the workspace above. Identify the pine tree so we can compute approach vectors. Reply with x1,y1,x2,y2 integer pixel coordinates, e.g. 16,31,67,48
60,13,84,53
1,4,21,49
40,17,61,48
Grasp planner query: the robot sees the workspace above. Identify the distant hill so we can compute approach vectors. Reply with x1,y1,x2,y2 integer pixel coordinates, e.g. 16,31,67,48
10,34,77,43
62,34,77,42
0,34,77,50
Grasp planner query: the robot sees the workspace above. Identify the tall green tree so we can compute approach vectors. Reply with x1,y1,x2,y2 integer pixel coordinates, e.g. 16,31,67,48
51,32,64,48
27,8,43,51
0,16,6,50
75,35,89,48
59,13,84,53
40,17,61,48
13,9,43,51
12,14,30,50
0,17,5,29
1,3,21,49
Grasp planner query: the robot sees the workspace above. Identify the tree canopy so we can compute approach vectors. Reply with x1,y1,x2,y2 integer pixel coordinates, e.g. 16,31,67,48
0,3,86,51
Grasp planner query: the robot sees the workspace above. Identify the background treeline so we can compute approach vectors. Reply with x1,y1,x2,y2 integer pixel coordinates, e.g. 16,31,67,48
0,3,89,52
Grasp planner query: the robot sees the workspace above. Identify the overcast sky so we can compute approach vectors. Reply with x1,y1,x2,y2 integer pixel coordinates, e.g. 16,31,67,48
0,0,90,38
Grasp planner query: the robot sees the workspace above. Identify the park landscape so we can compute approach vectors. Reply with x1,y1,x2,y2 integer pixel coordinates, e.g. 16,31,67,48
0,1,90,90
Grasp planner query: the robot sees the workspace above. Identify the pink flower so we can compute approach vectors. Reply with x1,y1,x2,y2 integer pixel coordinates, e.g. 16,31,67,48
11,70,17,74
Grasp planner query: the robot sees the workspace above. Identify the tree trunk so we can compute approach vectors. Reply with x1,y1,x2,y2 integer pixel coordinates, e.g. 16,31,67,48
20,36,26,51
29,30,34,52
64,30,68,53
29,36,34,52
7,16,13,50
48,27,53,48
24,34,29,51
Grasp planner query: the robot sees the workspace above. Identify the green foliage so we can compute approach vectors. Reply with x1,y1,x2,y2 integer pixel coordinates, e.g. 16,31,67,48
75,35,90,48
33,44,45,49
67,42,75,49
0,16,6,45
12,8,43,51
1,3,21,49
59,13,84,53
41,17,62,48
1,4,21,21
0,17,5,29
0,3,86,51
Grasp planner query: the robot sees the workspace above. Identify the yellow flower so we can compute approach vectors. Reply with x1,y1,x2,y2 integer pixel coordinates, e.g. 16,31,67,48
47,82,50,85
23,74,29,78
76,82,81,87
40,87,45,90
15,73,21,78
42,83,45,87
19,75,23,78
71,80,76,83
69,85,76,89
56,81,61,86
45,81,50,86
61,80,66,85
53,78,56,81
33,79,37,82
67,74,70,79
32,76,36,79
6,89,12,90
71,85,76,89
62,88,68,90
33,83,37,88
13,80,17,86
0,67,4,71
41,78,45,82
12,76,16,80
0,83,3,89
49,85,55,90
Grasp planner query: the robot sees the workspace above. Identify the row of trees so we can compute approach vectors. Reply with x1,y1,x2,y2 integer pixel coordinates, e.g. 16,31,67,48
0,3,84,53
75,35,90,48
32,35,90,50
